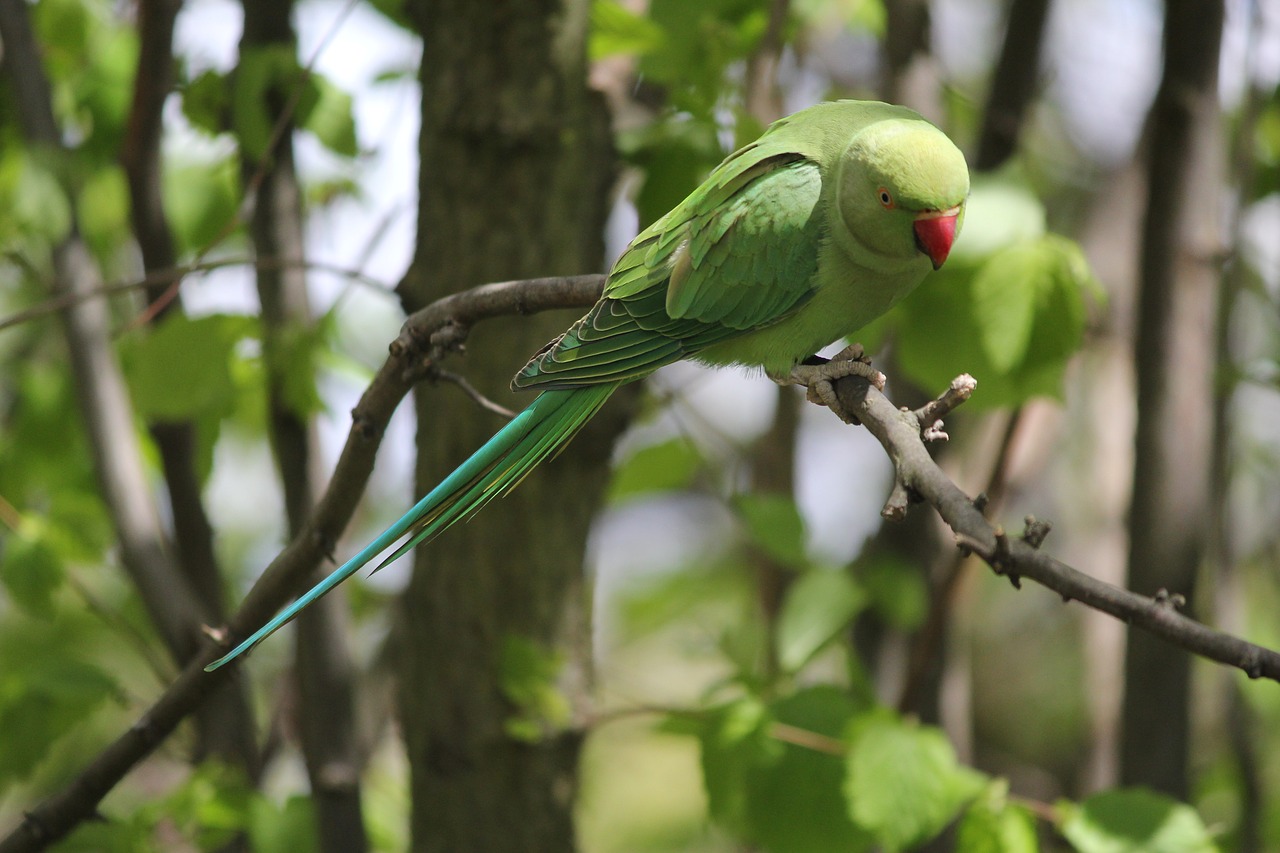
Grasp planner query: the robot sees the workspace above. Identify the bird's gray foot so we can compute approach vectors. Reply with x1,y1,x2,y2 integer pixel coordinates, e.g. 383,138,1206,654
771,344,885,424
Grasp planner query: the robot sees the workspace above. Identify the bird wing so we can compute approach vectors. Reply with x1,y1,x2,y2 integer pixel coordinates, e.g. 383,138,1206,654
513,150,826,390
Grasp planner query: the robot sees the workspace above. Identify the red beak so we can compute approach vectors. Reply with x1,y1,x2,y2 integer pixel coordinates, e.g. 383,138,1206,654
913,209,960,270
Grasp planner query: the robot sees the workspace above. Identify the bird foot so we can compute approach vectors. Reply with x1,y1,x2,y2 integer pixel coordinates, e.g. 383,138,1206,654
772,344,885,425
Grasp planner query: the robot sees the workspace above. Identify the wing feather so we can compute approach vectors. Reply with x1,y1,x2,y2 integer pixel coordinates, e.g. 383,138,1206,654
512,154,826,390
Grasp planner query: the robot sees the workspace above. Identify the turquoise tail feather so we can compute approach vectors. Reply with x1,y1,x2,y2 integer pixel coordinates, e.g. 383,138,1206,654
205,385,617,671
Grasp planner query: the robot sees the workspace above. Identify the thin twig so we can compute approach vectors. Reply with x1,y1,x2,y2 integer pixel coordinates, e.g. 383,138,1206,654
431,367,518,419
0,257,393,334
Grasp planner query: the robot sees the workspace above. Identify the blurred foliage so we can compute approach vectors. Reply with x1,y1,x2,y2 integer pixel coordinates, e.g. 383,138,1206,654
2,0,1278,850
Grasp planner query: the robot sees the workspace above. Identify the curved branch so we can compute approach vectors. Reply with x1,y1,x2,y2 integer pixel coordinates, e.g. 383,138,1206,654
0,274,604,853
834,375,1280,684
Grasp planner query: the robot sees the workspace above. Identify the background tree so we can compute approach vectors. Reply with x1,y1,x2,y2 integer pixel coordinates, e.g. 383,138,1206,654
1,1,1279,852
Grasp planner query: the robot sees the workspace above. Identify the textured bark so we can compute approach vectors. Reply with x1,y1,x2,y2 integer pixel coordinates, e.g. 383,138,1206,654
238,3,368,850
1120,0,1223,798
397,1,618,850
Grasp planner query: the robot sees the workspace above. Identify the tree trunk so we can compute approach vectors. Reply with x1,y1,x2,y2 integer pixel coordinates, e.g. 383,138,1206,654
397,1,618,850
1120,0,1223,798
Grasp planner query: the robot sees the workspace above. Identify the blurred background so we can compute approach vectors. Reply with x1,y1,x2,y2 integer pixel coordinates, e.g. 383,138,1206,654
1,0,1279,850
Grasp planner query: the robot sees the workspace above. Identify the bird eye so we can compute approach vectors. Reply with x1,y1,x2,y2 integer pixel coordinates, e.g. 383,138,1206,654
877,188,894,209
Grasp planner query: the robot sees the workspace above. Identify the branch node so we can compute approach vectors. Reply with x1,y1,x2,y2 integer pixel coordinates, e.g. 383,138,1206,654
21,812,51,841
954,531,985,558
973,492,990,514
881,480,912,521
429,367,518,419
1021,515,1052,549
990,526,1022,588
350,408,379,442
314,528,337,564
921,419,949,442
912,372,977,434
1153,588,1186,611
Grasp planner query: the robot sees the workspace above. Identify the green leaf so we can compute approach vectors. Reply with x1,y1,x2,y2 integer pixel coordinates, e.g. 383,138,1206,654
971,242,1043,373
181,69,233,136
0,519,64,619
1059,789,1218,853
163,154,241,252
590,0,666,60
957,780,1039,853
694,688,872,851
971,235,1094,375
608,437,703,502
775,569,864,673
845,710,986,851
249,795,320,853
697,697,774,835
268,316,332,421
858,554,928,630
499,634,570,742
77,164,131,259
746,687,874,853
300,74,359,157
159,761,255,850
234,46,317,159
0,151,73,244
892,233,1096,408
0,650,117,790
735,492,808,569
122,313,254,422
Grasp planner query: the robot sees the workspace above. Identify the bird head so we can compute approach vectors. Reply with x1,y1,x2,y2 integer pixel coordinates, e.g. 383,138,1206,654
835,117,969,271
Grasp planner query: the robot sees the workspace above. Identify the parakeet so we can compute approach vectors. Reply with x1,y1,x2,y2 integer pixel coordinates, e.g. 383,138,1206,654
206,99,968,671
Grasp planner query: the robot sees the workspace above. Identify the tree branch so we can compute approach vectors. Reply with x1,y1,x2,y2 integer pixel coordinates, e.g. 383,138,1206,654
833,374,1280,684
4,260,1273,850
0,274,604,853
238,2,368,849
0,0,206,660
121,0,262,777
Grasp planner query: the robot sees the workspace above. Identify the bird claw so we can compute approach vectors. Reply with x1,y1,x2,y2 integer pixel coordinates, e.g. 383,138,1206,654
772,344,885,424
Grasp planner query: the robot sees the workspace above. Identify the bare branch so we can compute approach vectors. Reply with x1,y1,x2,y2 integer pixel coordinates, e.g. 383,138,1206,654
0,273,603,853
834,374,1280,685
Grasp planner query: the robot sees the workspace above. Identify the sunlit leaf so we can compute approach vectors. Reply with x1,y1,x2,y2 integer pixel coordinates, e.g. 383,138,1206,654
301,74,359,158
590,0,666,61
77,164,131,259
234,46,318,160
1058,789,1218,853
692,688,873,852
775,569,864,673
250,795,320,853
957,779,1039,853
163,154,241,252
845,710,986,851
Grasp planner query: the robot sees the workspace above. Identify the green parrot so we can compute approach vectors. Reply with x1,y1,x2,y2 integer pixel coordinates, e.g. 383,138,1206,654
206,99,968,671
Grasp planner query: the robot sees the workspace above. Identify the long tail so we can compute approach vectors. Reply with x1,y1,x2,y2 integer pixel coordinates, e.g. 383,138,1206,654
205,385,617,671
